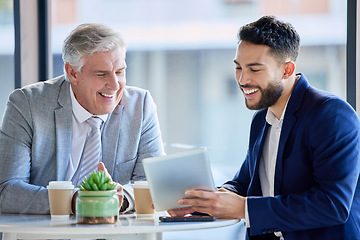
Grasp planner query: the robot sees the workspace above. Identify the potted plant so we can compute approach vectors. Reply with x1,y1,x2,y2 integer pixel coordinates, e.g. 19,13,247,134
76,170,119,224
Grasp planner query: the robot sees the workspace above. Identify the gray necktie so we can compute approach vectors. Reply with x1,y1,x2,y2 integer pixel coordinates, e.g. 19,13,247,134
78,117,103,184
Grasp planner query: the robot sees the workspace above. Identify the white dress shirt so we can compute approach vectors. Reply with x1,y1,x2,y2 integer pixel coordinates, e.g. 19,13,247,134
65,85,108,184
259,108,285,197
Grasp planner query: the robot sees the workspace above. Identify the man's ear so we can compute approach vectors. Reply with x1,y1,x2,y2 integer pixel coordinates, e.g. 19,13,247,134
283,61,296,79
64,62,78,85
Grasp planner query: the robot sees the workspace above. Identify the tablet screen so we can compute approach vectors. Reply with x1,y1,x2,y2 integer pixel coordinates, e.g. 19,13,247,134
143,147,216,211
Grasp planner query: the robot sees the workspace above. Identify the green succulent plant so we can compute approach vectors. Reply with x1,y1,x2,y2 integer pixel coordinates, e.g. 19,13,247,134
78,170,116,191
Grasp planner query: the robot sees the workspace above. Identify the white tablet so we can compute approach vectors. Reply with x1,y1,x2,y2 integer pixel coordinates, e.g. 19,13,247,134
142,147,216,212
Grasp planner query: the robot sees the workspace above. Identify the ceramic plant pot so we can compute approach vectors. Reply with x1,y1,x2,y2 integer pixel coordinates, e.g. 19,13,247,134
76,190,119,224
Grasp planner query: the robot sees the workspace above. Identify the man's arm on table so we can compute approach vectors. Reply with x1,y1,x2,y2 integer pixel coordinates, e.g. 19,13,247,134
0,89,52,214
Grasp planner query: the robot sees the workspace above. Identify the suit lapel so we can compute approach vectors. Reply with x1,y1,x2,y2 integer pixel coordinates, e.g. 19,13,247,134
101,104,123,176
248,123,269,196
54,79,72,180
274,114,296,195
274,74,309,195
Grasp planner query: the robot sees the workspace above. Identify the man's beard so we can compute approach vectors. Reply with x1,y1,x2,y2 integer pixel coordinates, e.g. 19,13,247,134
243,80,283,110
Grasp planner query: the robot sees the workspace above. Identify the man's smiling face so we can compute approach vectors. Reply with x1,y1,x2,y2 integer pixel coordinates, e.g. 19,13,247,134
234,41,284,110
68,48,126,115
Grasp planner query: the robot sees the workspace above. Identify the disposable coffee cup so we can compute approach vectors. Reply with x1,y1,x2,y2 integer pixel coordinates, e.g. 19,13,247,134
47,181,74,220
133,181,154,217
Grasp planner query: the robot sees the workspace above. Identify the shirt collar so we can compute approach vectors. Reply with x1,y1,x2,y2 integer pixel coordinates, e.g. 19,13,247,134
265,97,290,128
70,85,108,123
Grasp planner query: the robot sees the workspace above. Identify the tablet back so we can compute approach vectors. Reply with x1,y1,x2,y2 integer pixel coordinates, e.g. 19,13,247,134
142,147,216,211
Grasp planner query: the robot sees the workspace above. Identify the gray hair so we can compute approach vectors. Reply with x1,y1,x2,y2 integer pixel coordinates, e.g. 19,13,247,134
62,23,127,80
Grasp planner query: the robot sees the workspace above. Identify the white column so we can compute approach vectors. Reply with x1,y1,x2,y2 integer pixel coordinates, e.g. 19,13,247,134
18,0,52,87
18,0,38,87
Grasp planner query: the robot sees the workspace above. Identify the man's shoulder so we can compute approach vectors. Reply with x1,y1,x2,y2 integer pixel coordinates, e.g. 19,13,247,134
292,81,360,131
307,86,341,102
295,73,350,110
304,86,354,115
117,86,157,117
121,86,151,105
9,75,69,107
123,86,148,96
15,75,67,95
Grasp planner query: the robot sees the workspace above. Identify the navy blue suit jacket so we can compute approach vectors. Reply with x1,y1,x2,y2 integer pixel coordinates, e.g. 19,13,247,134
223,74,360,239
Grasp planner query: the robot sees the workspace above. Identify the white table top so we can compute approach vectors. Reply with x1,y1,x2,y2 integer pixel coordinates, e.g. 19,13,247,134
0,213,240,240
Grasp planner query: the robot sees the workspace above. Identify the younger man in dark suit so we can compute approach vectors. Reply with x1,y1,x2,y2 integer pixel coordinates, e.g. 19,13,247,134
170,16,360,240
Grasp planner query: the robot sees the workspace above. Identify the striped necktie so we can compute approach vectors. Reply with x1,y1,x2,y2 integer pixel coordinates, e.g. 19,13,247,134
77,116,103,185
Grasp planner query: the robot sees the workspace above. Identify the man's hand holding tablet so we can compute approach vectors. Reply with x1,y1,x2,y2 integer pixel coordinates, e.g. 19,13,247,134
168,188,246,220
142,148,216,212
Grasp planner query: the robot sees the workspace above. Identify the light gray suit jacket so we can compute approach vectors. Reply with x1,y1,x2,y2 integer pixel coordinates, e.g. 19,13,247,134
0,76,165,214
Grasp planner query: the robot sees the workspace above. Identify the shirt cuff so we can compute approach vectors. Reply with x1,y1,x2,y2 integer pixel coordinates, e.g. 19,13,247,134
121,184,134,213
245,197,250,228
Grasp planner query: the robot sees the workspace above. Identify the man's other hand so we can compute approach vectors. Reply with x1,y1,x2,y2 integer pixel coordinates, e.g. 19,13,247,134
97,162,124,210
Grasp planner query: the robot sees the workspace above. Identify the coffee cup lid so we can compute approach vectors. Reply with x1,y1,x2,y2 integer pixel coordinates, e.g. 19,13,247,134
47,181,74,189
132,181,149,189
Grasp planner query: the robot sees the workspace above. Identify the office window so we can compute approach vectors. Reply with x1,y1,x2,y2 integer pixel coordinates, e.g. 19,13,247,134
0,0,14,120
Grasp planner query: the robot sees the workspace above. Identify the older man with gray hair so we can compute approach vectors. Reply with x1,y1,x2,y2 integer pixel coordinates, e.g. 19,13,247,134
0,23,165,214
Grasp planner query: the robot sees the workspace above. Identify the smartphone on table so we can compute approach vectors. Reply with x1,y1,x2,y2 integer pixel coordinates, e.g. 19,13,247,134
159,215,215,222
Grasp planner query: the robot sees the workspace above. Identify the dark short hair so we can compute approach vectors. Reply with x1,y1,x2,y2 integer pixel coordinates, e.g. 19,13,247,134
238,16,300,62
